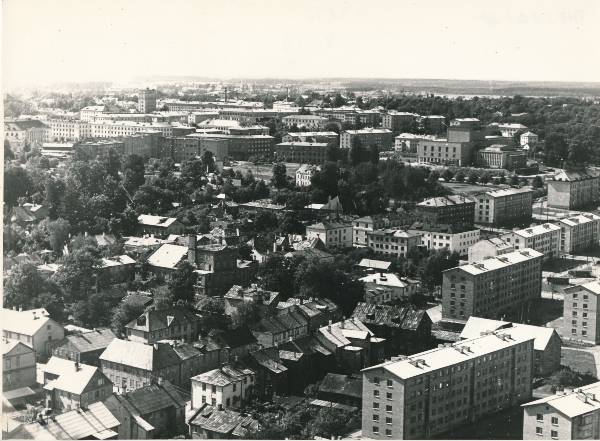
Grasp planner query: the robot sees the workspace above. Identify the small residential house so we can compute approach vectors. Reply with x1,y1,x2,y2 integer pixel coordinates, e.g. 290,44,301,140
42,356,113,412
103,381,189,439
137,214,185,238
187,404,259,439
250,310,309,348
3,338,37,391
360,272,421,303
191,363,256,410
51,328,116,366
224,284,280,319
125,307,201,344
2,308,65,358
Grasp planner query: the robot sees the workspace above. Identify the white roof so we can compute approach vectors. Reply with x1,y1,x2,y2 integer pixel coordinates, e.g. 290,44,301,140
360,273,407,288
558,213,600,227
286,131,338,137
358,259,391,270
513,223,561,238
483,187,532,198
459,317,557,351
363,328,534,380
456,248,543,275
566,280,600,296
343,128,392,135
124,236,164,247
522,381,600,418
2,338,31,355
147,244,188,269
43,357,102,395
137,214,178,228
318,318,374,349
101,255,136,267
100,339,154,371
2,308,53,336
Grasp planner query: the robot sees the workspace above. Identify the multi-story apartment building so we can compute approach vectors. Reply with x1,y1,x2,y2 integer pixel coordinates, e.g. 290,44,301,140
562,281,600,345
353,214,409,247
275,141,329,164
295,164,319,187
191,364,256,410
138,88,157,113
502,223,562,260
522,381,600,440
47,119,92,141
282,131,338,144
558,213,600,254
473,188,533,228
340,128,393,151
282,114,329,129
382,112,418,133
306,221,353,248
409,223,480,256
367,229,422,259
475,145,527,170
417,139,474,166
441,248,543,322
361,329,534,440
547,170,600,210
415,195,475,227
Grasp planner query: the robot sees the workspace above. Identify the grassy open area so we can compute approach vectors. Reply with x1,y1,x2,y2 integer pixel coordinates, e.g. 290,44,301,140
434,405,523,440
441,182,502,195
561,348,598,377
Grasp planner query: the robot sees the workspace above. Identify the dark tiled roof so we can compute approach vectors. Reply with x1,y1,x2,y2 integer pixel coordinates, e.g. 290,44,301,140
249,348,287,374
126,307,199,332
6,119,49,130
210,327,257,349
121,380,189,415
318,373,362,400
351,302,429,331
189,404,259,436
55,328,116,354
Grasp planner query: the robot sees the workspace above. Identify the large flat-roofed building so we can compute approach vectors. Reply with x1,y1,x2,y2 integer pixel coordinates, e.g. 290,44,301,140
476,144,527,170
447,118,484,143
562,281,600,345
367,229,422,259
382,112,418,133
394,133,436,154
353,214,409,247
409,223,480,256
417,138,473,166
419,115,445,133
502,223,562,260
441,248,543,322
558,213,600,253
340,128,393,151
361,329,534,440
275,141,328,164
89,121,179,138
47,119,92,141
547,169,600,210
186,133,274,161
282,114,329,129
473,188,533,228
138,88,157,113
282,131,338,144
521,381,600,440
415,195,475,227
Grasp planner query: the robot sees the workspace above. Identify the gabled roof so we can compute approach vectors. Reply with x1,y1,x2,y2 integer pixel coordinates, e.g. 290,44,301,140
564,280,600,297
53,328,116,354
138,214,179,228
318,318,374,348
417,195,474,207
100,339,181,371
126,307,199,333
188,404,259,437
352,302,429,331
2,338,33,356
24,402,119,440
192,364,255,387
43,357,107,395
147,244,188,269
360,272,409,288
117,380,189,415
3,308,55,337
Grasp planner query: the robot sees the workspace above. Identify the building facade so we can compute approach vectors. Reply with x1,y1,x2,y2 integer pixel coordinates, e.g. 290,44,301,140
3,339,36,391
473,188,533,228
306,221,353,248
547,170,600,210
417,139,473,166
415,195,475,227
441,248,543,322
362,330,534,439
562,281,600,345
475,145,527,170
275,142,328,164
502,223,562,260
558,213,600,254
138,88,157,113
367,229,422,259
353,215,409,247
191,364,256,410
340,128,393,151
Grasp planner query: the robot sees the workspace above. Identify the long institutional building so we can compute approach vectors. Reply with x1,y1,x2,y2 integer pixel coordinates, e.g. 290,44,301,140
441,248,543,322
362,329,534,439
522,381,600,440
340,128,393,150
473,188,533,228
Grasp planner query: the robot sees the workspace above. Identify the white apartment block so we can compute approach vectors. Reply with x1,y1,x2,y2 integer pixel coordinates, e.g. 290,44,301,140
306,221,353,248
340,128,393,150
281,115,329,129
502,223,561,260
522,381,600,440
362,330,534,439
520,131,539,147
47,120,92,141
295,164,319,187
367,229,422,259
474,188,533,227
409,225,480,256
90,121,176,138
558,213,600,254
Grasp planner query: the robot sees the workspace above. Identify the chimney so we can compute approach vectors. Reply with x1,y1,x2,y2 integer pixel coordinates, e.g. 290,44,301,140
218,404,223,411
75,360,81,371
188,235,197,265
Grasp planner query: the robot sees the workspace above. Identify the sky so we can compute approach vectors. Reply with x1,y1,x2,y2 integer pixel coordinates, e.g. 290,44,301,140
2,0,600,89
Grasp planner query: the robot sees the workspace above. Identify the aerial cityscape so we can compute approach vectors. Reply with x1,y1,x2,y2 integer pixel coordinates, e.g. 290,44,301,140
3,1,600,440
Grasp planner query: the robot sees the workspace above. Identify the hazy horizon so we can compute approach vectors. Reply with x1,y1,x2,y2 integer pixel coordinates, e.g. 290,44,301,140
3,0,600,90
